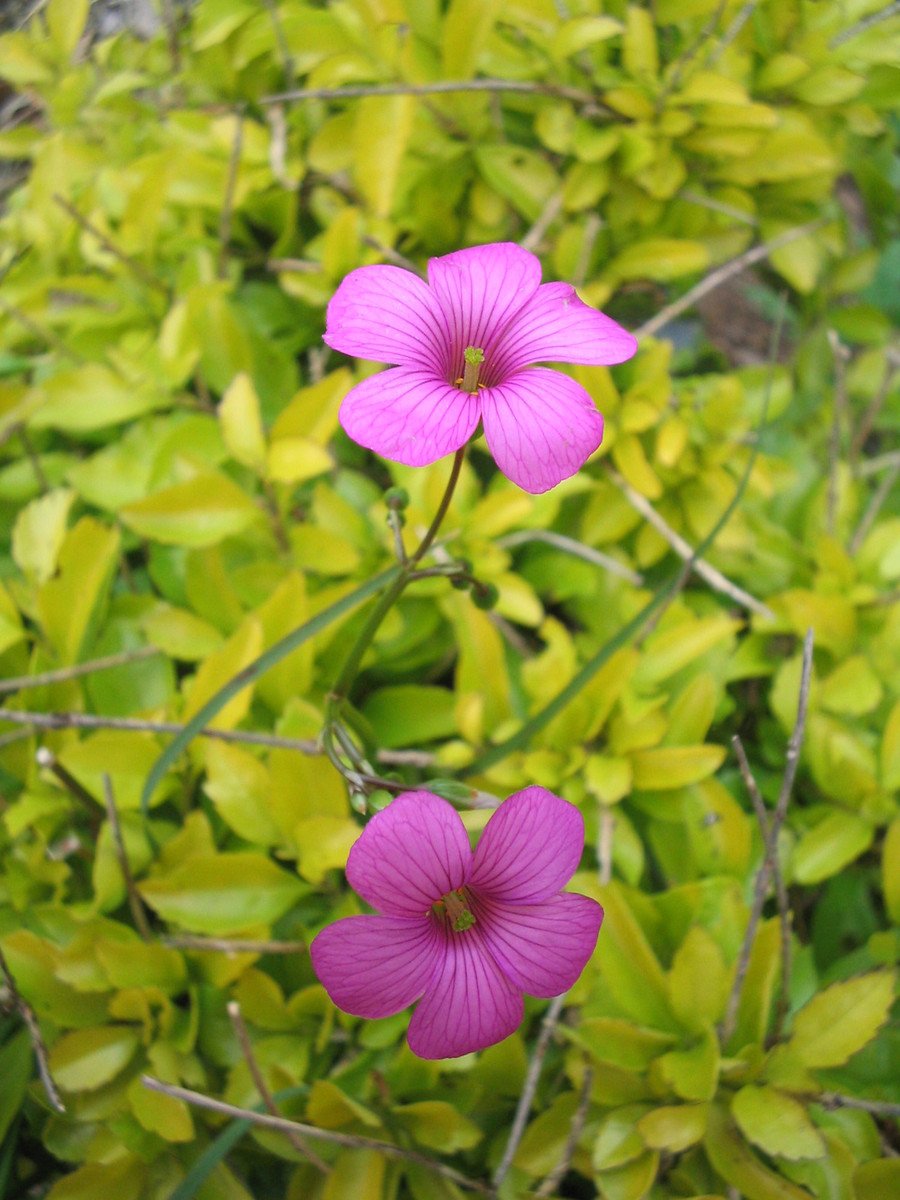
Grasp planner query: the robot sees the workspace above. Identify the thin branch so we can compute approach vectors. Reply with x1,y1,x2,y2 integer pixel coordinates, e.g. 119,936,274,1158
0,708,319,753
261,0,295,83
267,257,320,274
262,78,597,108
18,426,49,492
227,1001,329,1172
534,1062,594,1198
102,774,152,940
849,462,898,556
0,296,84,362
721,631,813,1045
819,1092,900,1118
493,994,566,1189
850,361,897,461
217,111,245,280
35,746,97,808
573,212,602,287
140,1077,492,1194
680,189,759,227
657,0,728,109
161,935,306,954
857,448,900,478
831,1,900,46
605,466,774,616
635,220,824,339
520,193,564,253
0,945,65,1113
53,194,168,296
497,529,644,586
708,1,757,65
362,236,423,275
826,330,849,537
0,647,160,695
160,0,182,72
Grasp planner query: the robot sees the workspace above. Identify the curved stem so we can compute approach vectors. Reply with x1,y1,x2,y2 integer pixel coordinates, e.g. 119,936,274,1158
324,449,466,764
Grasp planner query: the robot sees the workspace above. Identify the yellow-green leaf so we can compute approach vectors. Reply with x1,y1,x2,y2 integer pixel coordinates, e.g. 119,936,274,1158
631,744,726,790
732,1086,825,1161
637,1102,708,1152
219,373,267,472
12,487,74,585
784,971,896,1068
120,471,261,547
393,1101,482,1151
49,1025,140,1092
608,238,709,282
353,95,415,218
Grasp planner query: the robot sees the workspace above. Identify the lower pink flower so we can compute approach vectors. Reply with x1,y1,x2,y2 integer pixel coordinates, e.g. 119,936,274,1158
310,786,603,1059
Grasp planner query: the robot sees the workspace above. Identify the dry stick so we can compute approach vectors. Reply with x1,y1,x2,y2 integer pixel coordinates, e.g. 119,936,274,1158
657,0,729,109
160,0,182,72
605,466,774,617
140,1077,493,1194
708,0,757,65
217,112,245,280
850,360,897,461
262,78,597,108
0,944,65,1113
826,330,849,537
832,0,900,46
261,0,295,83
102,773,152,941
680,189,759,227
819,1092,900,1118
0,646,161,695
572,212,602,287
858,448,900,478
849,461,899,556
721,630,814,1046
534,1061,594,1198
227,1001,330,1173
0,296,84,363
362,235,422,275
520,193,564,253
635,220,824,339
35,746,98,808
53,194,169,297
732,735,792,1043
162,934,306,955
0,727,32,750
497,529,644,587
494,993,567,1190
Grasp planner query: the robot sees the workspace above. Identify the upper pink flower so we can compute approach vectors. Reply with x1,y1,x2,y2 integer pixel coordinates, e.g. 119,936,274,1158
310,786,603,1059
324,242,638,494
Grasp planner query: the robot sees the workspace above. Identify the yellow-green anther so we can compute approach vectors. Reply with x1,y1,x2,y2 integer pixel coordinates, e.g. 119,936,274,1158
462,346,485,393
453,909,476,932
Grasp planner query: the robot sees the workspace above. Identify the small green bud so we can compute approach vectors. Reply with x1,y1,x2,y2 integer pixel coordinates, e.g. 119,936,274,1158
471,582,499,610
450,574,471,590
384,486,409,511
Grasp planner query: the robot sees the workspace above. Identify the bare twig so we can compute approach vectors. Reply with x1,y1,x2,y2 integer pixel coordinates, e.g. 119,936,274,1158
819,1092,900,1117
850,362,897,461
657,0,728,108
160,0,182,72
494,993,566,1189
849,462,899,555
722,631,813,1045
140,1077,492,1193
0,646,160,695
53,194,168,297
227,1001,329,1172
497,529,643,586
857,448,900,478
262,78,598,108
102,774,152,940
217,111,245,280
826,330,849,536
162,935,306,954
0,945,65,1112
534,1062,594,1197
0,296,83,362
635,220,824,339
708,1,757,65
267,257,320,274
261,0,295,82
266,103,290,187
520,193,564,254
362,235,423,275
573,212,602,287
831,1,900,46
35,746,97,808
680,189,758,227
605,467,774,616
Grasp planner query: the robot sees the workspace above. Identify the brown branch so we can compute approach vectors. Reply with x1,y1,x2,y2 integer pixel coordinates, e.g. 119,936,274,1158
635,220,825,339
53,194,168,296
217,111,244,280
849,462,899,556
520,193,564,254
831,1,900,46
140,1077,493,1194
605,466,774,615
819,1092,900,1118
826,330,849,537
534,1062,594,1198
0,646,160,695
227,1001,329,1172
680,189,759,227
102,774,152,941
493,993,566,1189
160,0,182,72
722,631,813,1045
35,746,97,808
161,935,306,954
0,944,65,1113
850,360,897,461
261,78,598,108
708,1,757,65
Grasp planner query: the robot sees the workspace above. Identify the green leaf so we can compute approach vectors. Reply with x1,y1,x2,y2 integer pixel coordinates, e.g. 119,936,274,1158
393,1101,482,1151
442,0,503,77
636,1102,708,1152
704,1104,818,1200
353,96,415,218
295,816,359,884
0,1030,32,1143
321,1150,384,1200
783,971,896,1068
219,373,267,472
363,685,458,749
608,238,710,282
655,1026,720,1101
46,0,90,57
11,487,74,584
138,853,304,934
119,472,262,548
884,818,900,925
127,1076,194,1142
474,145,559,221
36,517,120,663
791,811,874,885
593,1104,650,1169
667,927,730,1031
631,744,726,790
853,1160,900,1200
30,364,168,432
48,1026,140,1092
732,1086,825,1161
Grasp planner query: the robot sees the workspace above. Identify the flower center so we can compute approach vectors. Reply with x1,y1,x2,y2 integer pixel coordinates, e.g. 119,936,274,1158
460,346,485,394
434,887,477,933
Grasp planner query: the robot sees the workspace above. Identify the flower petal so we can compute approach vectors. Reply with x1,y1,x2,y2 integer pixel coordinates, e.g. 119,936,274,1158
475,893,603,998
491,282,638,376
339,367,481,468
311,915,438,1018
427,243,542,374
480,368,604,493
408,929,523,1059
347,791,473,917
324,264,449,372
470,786,586,904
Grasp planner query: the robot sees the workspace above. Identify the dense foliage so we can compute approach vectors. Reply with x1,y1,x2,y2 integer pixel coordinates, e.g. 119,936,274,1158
0,1,897,1198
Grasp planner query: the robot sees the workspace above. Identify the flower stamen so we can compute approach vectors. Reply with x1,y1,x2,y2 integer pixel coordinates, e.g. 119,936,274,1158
435,887,477,933
461,346,485,394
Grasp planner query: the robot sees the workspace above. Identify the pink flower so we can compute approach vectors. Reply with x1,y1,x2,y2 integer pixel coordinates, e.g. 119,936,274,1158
310,787,603,1059
324,242,637,494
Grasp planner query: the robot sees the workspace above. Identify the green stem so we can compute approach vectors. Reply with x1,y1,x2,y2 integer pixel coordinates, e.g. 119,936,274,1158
326,447,466,718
